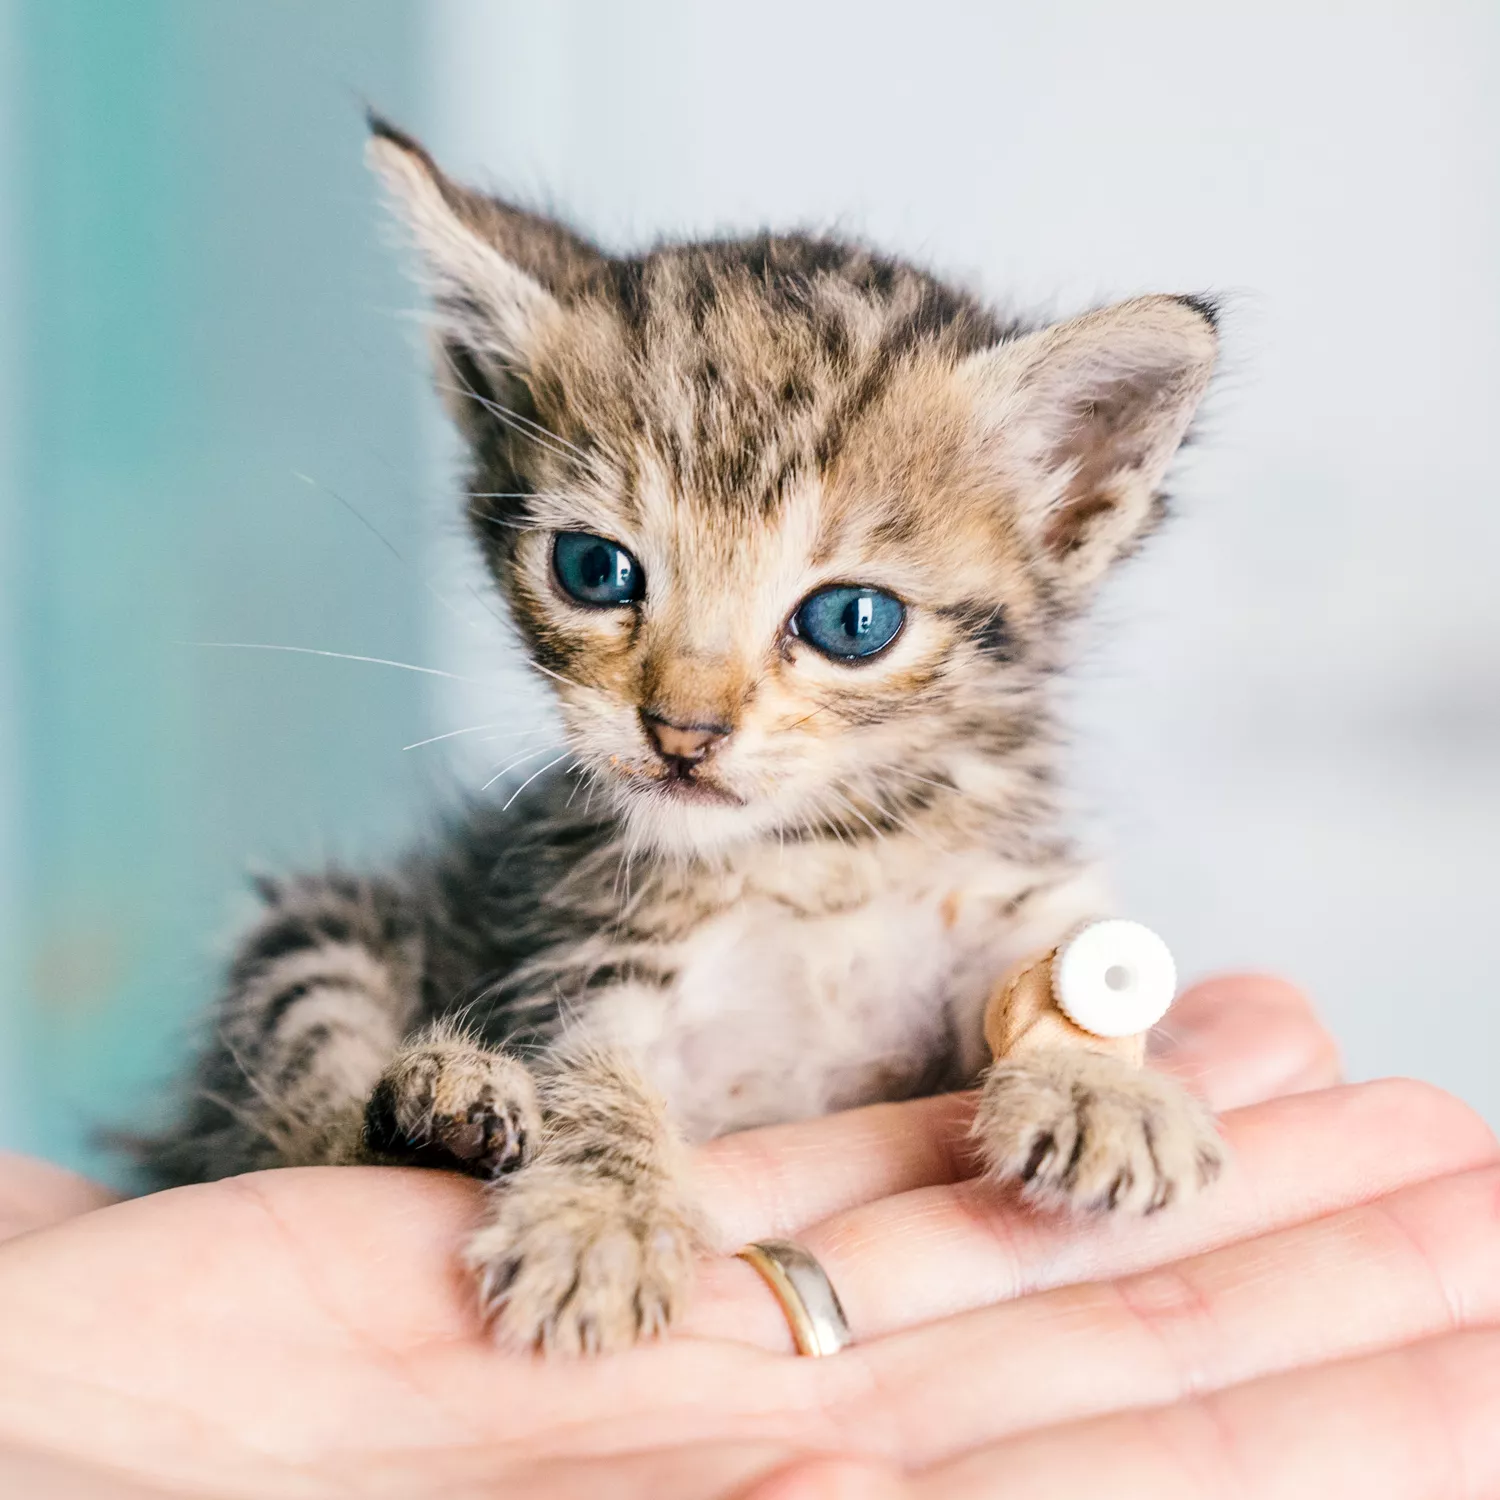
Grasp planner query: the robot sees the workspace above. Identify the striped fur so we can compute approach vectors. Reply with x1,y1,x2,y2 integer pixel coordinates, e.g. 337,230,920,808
134,119,1224,1354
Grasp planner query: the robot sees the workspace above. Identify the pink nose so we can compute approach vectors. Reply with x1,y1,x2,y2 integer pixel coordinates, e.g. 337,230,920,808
640,711,730,769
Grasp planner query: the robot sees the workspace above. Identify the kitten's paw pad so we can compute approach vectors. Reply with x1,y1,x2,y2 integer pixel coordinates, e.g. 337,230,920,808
976,1048,1223,1214
364,1039,540,1177
465,1166,695,1356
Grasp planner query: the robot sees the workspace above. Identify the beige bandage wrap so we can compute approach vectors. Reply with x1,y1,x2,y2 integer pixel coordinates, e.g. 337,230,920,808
983,919,1177,1069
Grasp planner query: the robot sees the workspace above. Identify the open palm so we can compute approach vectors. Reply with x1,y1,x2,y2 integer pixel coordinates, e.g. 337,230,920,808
1,976,1496,1499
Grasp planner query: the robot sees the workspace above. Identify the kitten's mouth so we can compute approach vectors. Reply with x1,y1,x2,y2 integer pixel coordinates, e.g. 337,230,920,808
630,769,744,807
652,774,743,806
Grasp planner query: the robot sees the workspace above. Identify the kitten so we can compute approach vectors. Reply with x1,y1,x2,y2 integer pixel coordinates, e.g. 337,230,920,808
137,115,1223,1355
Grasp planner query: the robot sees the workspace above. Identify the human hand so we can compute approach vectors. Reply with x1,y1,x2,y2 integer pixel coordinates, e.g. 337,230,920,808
0,976,1495,1498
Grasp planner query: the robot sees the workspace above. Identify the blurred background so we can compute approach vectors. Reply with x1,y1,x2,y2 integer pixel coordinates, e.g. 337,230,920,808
1,1,1496,1178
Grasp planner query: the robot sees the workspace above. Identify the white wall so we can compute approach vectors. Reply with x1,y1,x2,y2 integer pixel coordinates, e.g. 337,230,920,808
417,1,1500,1122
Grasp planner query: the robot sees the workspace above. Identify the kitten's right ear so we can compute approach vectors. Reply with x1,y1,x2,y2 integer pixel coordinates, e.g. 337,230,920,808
365,114,601,426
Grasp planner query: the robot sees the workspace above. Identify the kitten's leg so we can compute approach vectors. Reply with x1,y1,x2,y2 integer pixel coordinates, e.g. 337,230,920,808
141,874,426,1180
225,882,540,1175
975,1046,1223,1214
464,1046,699,1356
141,873,537,1183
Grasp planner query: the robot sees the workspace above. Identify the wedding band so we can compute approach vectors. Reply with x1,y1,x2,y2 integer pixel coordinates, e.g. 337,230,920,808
736,1239,852,1357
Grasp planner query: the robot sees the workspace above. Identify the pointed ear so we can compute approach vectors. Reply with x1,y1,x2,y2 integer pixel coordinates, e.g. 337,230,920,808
960,295,1218,593
364,114,602,431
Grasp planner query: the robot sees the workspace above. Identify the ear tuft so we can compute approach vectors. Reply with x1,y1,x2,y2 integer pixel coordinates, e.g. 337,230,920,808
961,294,1219,593
365,108,427,161
1173,291,1221,333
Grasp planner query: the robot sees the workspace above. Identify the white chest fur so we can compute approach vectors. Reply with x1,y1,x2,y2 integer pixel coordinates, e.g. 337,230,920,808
580,849,1108,1141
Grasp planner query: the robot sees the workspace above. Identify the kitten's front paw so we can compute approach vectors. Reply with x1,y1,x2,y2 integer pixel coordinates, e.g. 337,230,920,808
976,1048,1223,1214
364,1036,540,1178
465,1166,696,1355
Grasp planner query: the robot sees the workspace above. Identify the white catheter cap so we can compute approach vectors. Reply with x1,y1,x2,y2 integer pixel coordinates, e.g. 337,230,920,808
1051,919,1177,1038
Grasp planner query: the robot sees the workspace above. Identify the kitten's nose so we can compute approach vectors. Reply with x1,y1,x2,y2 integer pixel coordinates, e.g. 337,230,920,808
640,710,730,771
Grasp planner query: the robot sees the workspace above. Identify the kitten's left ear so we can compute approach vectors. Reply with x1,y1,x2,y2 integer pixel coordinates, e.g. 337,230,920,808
960,295,1218,594
364,113,603,432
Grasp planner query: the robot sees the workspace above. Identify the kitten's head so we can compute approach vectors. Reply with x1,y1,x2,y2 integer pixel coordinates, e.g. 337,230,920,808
370,118,1216,859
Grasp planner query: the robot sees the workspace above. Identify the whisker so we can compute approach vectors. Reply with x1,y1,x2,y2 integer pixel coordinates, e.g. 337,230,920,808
845,773,940,848
437,377,588,466
184,641,488,685
831,790,885,843
437,380,568,460
806,794,853,850
475,726,557,743
472,513,538,532
461,580,511,632
402,722,503,752
873,800,936,848
501,751,571,811
527,658,589,694
784,704,832,734
292,470,507,644
466,491,591,503
293,472,403,562
425,578,504,640
480,396,586,463
880,765,959,794
480,743,563,793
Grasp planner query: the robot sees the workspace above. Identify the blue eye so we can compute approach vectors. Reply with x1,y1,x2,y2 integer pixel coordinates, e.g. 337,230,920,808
793,586,905,660
552,532,643,606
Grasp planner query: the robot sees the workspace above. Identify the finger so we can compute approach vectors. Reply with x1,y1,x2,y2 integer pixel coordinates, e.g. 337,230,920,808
820,1163,1500,1464
909,1327,1500,1499
1153,974,1342,1110
689,1078,1497,1348
0,1153,117,1243
692,1092,977,1249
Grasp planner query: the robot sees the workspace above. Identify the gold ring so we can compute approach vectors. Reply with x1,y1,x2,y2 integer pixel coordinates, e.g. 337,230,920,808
736,1238,852,1357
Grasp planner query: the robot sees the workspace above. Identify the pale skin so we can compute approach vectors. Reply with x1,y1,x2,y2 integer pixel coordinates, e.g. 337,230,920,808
1,977,1497,1499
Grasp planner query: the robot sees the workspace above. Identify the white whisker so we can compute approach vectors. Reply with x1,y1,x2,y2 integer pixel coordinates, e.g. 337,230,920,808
472,513,537,532
563,760,587,808
437,378,589,466
527,658,589,693
831,790,885,843
402,722,503,752
881,765,958,794
467,491,590,503
476,726,557,743
481,743,564,793
501,751,571,811
185,641,487,685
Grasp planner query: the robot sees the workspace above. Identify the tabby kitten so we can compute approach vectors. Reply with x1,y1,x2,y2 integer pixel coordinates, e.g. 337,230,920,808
139,116,1224,1355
